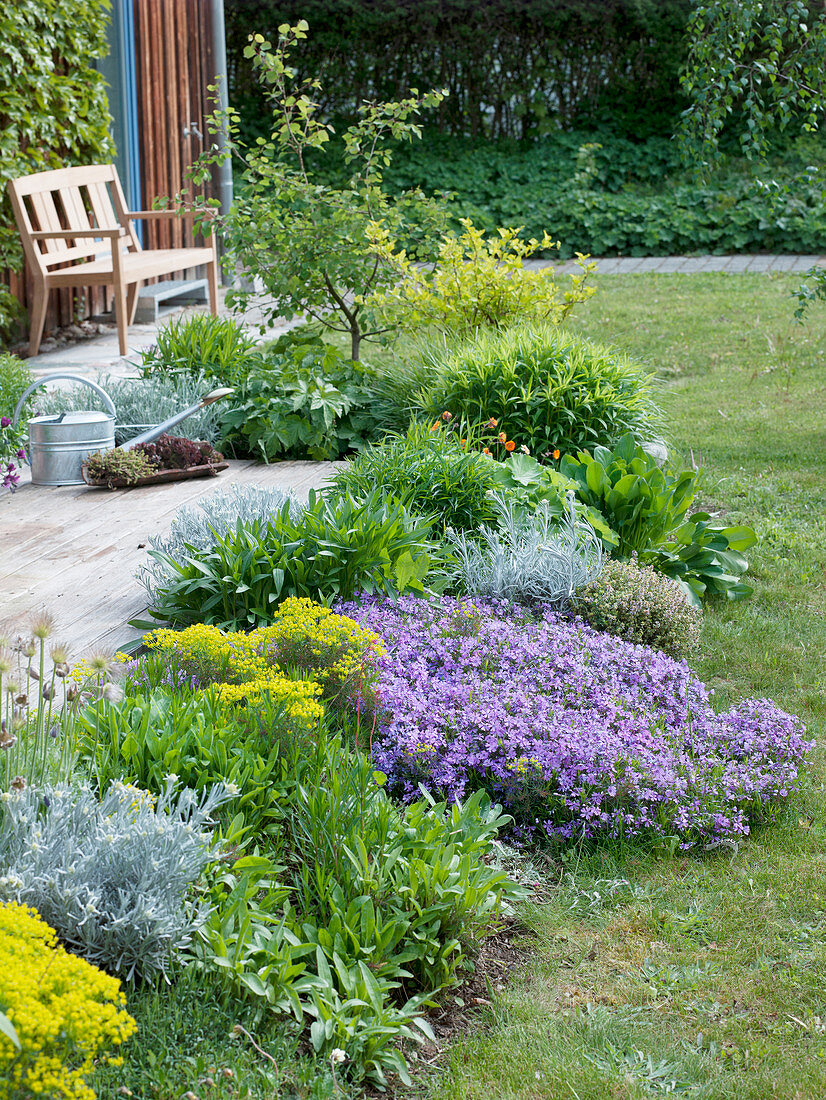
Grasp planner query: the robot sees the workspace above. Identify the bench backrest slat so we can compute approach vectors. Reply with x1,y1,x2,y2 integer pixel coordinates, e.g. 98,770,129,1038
7,164,142,278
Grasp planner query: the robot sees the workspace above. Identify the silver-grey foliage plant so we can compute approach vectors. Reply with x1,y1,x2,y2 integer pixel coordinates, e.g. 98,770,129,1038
35,372,226,445
0,778,232,980
450,492,604,605
137,484,304,601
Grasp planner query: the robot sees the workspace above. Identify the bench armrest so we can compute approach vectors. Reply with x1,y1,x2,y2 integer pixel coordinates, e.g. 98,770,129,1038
31,228,125,240
126,209,216,221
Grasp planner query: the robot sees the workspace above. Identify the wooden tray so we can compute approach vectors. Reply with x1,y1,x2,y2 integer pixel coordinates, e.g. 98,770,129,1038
82,460,229,490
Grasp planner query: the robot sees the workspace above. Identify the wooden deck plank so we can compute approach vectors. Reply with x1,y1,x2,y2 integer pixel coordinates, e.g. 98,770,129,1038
1,460,338,657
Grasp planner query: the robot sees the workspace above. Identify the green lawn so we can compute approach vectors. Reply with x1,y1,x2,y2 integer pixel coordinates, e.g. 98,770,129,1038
417,272,826,1099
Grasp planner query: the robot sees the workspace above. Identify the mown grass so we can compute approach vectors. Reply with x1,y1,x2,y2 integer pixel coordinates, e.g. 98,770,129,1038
417,272,826,1100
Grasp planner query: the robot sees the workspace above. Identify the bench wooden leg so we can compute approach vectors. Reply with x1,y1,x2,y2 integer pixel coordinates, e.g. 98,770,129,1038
113,281,129,356
127,281,141,325
206,255,219,316
28,285,49,357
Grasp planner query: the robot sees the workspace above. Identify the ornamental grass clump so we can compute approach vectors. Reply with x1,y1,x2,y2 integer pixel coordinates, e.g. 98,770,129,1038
575,557,701,659
338,595,813,847
0,902,136,1100
416,324,663,458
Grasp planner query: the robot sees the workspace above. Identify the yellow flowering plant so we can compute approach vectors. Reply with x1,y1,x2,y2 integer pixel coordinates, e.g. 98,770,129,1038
142,598,385,729
0,902,136,1099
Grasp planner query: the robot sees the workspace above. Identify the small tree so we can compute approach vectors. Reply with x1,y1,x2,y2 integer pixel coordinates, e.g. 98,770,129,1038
186,21,448,361
679,0,826,320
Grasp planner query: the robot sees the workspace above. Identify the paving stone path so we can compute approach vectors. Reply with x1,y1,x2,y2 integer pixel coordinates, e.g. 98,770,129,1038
528,253,826,275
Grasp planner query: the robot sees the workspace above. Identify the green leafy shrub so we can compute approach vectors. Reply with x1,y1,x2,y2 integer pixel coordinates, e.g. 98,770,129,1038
330,422,500,533
561,434,758,604
138,313,259,385
560,433,696,558
370,130,826,258
575,556,701,659
146,489,449,629
368,217,595,335
487,449,616,542
220,330,383,460
78,691,300,844
417,324,662,458
199,727,520,1088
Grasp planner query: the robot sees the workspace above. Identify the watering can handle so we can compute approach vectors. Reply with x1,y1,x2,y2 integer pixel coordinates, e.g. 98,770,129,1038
12,373,116,428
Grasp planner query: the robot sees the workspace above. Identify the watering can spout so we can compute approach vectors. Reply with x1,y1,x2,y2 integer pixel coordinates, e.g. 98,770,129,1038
121,387,235,449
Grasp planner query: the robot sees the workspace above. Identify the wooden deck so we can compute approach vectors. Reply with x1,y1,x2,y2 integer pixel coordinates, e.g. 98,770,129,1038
0,460,336,657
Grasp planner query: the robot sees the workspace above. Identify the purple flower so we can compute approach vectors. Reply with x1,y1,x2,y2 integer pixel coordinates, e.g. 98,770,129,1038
336,595,813,847
0,416,10,429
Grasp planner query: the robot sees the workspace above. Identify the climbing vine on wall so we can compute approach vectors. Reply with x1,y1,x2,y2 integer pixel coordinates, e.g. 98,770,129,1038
0,0,114,341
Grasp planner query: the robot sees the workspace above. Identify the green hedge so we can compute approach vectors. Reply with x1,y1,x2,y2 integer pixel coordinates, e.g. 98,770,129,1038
0,0,114,339
225,0,691,144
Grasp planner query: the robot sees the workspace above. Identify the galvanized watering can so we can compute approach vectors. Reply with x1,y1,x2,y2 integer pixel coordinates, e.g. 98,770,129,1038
12,372,233,487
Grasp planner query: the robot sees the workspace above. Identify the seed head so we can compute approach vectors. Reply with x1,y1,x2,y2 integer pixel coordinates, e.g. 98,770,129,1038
10,776,26,792
50,644,70,665
103,682,125,705
86,653,113,676
31,613,55,640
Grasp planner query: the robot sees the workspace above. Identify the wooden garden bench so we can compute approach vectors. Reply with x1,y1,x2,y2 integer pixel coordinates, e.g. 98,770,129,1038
8,164,219,357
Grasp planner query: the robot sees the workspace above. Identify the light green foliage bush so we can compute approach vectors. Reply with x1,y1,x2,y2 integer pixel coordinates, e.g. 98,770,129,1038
330,422,500,534
220,330,383,460
575,556,701,659
418,324,662,458
561,433,757,604
138,313,259,386
145,488,450,629
368,217,595,336
0,1,113,340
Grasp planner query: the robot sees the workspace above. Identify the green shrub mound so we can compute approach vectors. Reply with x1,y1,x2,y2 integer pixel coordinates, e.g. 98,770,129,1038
417,324,662,458
330,423,499,534
146,488,450,629
575,556,701,659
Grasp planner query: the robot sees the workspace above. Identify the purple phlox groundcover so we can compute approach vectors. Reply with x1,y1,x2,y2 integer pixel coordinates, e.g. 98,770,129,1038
337,595,813,846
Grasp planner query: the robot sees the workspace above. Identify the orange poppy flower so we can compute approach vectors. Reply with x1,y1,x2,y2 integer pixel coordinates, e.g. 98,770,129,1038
483,446,491,455
487,417,498,428
505,440,516,452
442,410,453,421
498,431,507,443
460,438,467,447
430,420,441,431
553,449,561,460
